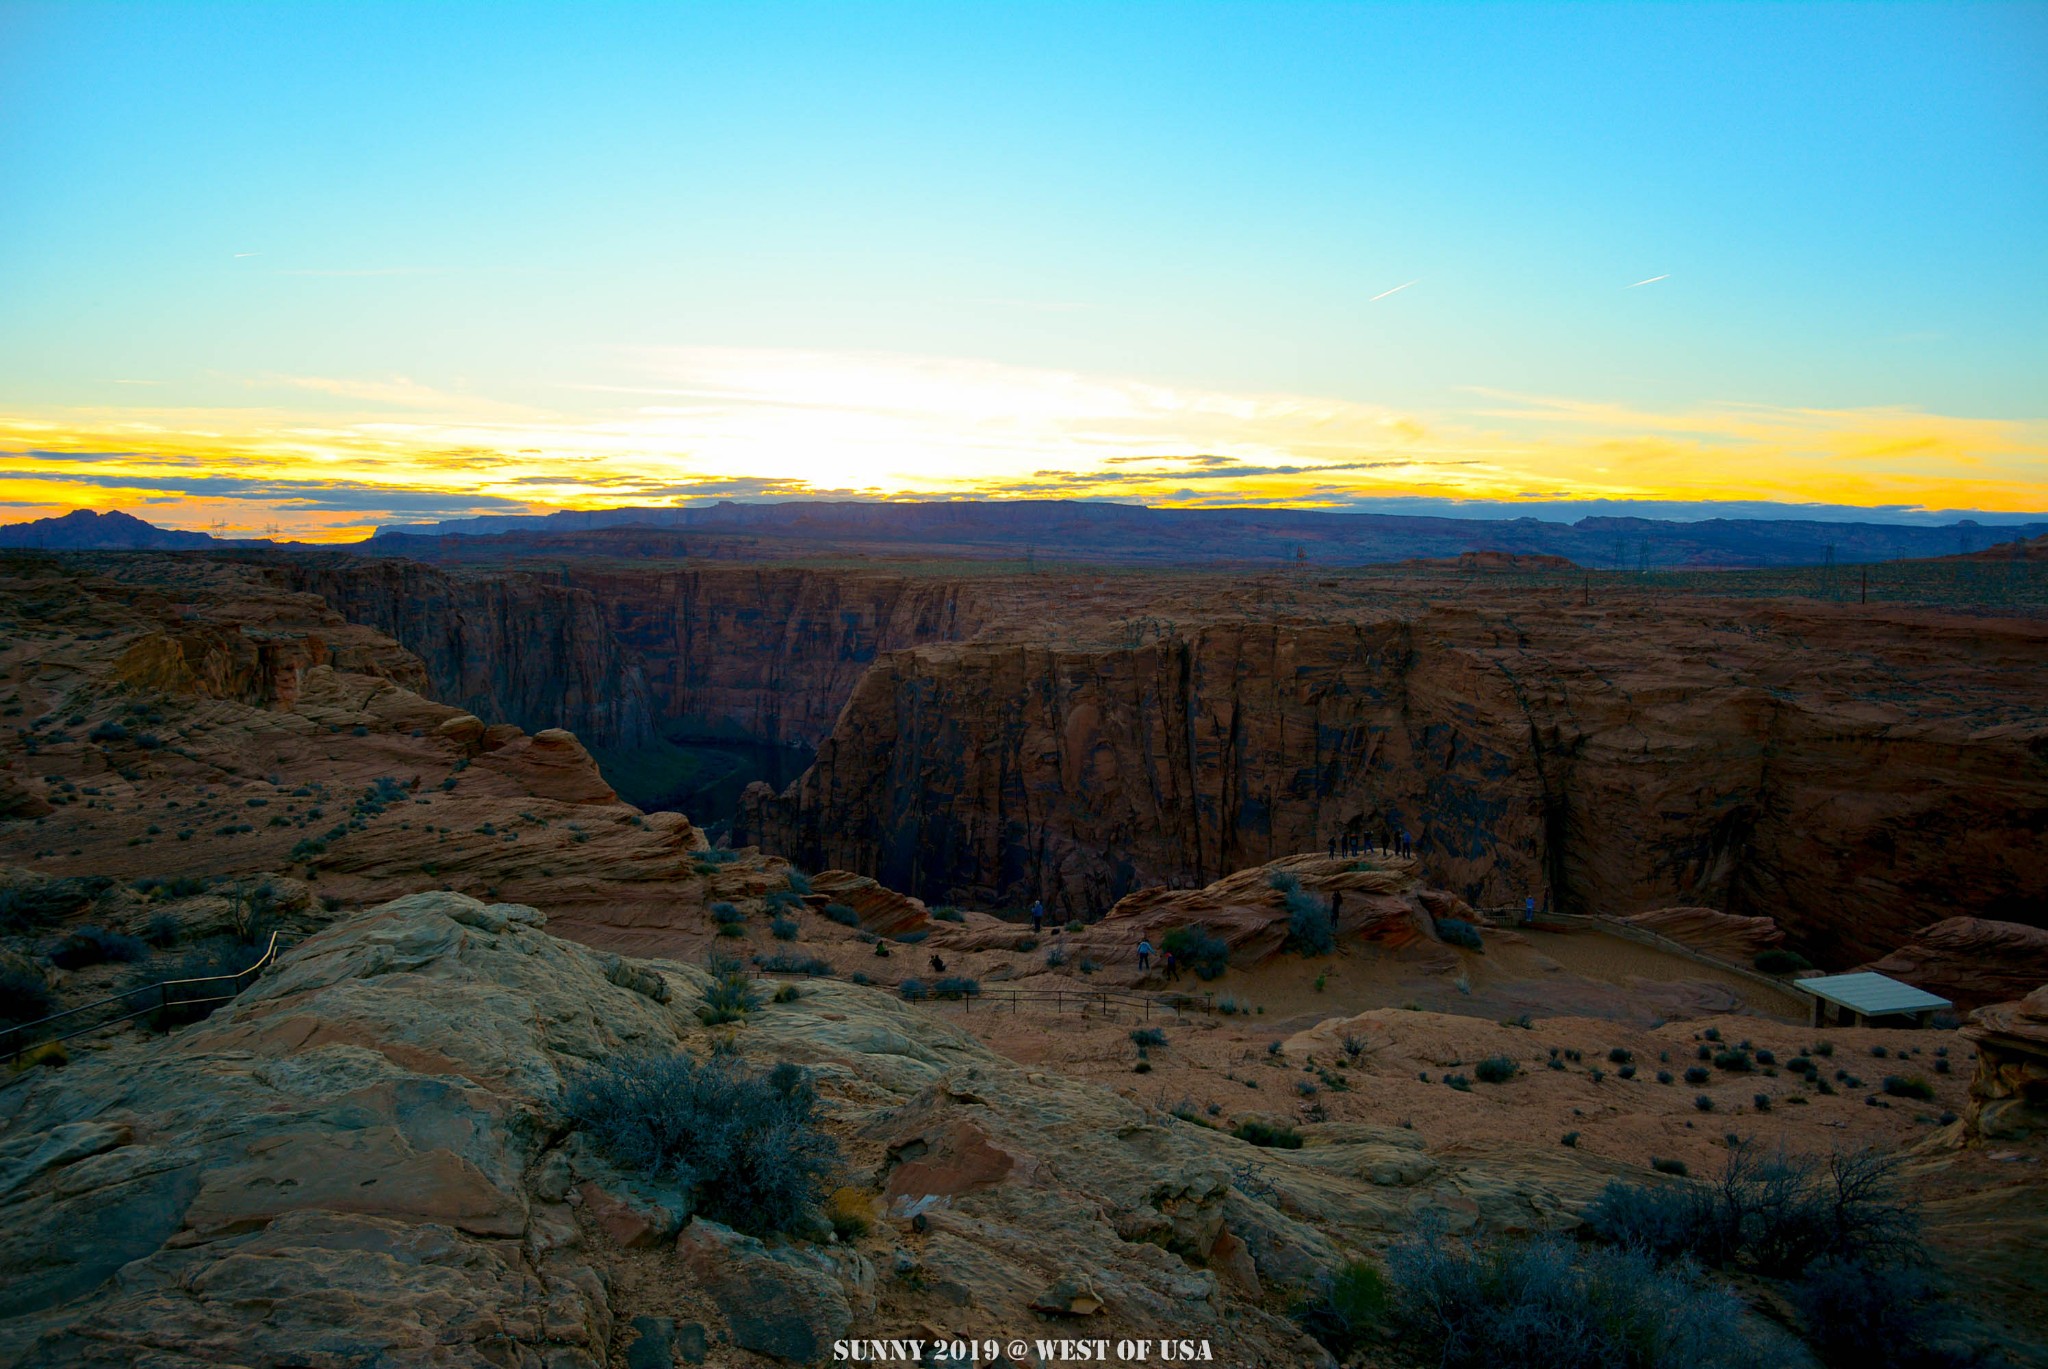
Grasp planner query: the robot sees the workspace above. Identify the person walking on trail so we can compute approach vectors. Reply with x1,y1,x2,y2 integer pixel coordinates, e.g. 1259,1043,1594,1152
1136,938,1153,971
1031,899,1044,934
1163,949,1179,981
1523,895,1536,926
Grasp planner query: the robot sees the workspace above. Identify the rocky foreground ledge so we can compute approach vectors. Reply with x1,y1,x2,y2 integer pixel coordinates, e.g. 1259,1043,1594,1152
0,891,1679,1368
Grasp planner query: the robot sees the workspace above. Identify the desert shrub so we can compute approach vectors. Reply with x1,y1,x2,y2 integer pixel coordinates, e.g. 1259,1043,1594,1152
1608,1047,1633,1064
1134,1060,1152,1074
1385,1225,1750,1369
1232,1119,1302,1149
770,916,800,941
561,1052,838,1235
697,968,761,1024
1044,944,1068,968
783,870,813,895
0,877,102,933
1130,1027,1167,1048
1216,994,1246,1015
48,926,147,970
1882,1075,1935,1101
1657,1069,1674,1084
756,953,833,977
710,901,745,925
826,1187,873,1241
931,906,964,922
1444,1073,1472,1092
898,978,929,1001
1561,1131,1579,1147
1652,1157,1690,1177
1435,917,1483,950
1794,1256,1980,1369
892,929,928,944
1013,936,1038,952
1296,1259,1389,1358
1713,1049,1754,1072
88,720,128,743
1077,955,1099,974
696,847,739,866
1755,948,1811,974
1584,1144,1916,1277
1813,1040,1834,1057
1618,1063,1638,1079
1284,890,1334,955
1164,925,1231,980
762,889,805,913
1267,869,1302,893
1685,1066,1711,1085
822,903,861,927
931,976,980,1000
0,965,56,1028
1341,1033,1369,1059
143,912,183,947
772,983,801,1003
1469,1055,1516,1084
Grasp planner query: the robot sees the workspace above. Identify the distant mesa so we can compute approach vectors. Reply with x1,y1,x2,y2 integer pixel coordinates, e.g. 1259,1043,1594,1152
0,508,223,551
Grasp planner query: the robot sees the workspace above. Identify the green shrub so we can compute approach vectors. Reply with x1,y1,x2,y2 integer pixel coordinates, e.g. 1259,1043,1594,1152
1755,948,1811,974
1044,944,1067,968
1232,1119,1303,1149
143,912,183,947
1284,890,1334,955
1881,1075,1935,1101
1475,1055,1519,1084
1608,1047,1633,1064
561,1052,838,1235
1163,925,1231,980
931,906,964,922
1130,1027,1167,1048
1561,1131,1580,1147
770,916,800,941
1444,1073,1472,1091
1694,1094,1714,1111
783,870,812,895
697,970,761,1025
1651,1157,1689,1177
931,976,980,1000
710,901,745,925
1794,1257,1976,1369
1685,1066,1711,1085
1267,869,1301,892
898,979,929,1001
773,983,801,1003
1435,918,1483,950
755,953,832,976
1296,1259,1389,1358
823,903,861,927
1713,1049,1753,1072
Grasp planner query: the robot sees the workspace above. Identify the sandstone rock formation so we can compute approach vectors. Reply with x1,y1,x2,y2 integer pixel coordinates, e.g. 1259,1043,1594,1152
0,887,1695,1367
1859,918,2048,1012
1964,986,2048,1142
1615,907,1785,964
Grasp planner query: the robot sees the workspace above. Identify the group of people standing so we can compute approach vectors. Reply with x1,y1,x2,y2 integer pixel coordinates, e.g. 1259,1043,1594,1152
1329,825,1413,859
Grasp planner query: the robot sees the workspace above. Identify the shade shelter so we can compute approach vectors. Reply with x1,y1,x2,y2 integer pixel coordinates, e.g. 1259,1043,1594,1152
1794,972,1951,1029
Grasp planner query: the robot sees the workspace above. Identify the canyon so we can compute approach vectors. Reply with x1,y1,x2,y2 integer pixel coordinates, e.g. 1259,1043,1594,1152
216,544,2048,966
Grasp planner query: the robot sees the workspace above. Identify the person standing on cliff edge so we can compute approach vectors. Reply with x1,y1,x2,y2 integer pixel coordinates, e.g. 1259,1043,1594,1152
1137,938,1153,971
1031,899,1044,934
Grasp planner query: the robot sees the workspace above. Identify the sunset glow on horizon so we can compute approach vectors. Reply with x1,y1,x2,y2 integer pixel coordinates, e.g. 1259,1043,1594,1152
1,2,2042,541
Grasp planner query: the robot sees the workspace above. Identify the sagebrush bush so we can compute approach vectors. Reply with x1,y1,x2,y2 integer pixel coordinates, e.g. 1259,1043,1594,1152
1130,1027,1167,1048
1435,918,1483,950
931,976,980,1000
898,978,929,1001
755,953,832,977
1882,1075,1935,1101
1475,1055,1519,1084
1386,1223,1750,1369
0,965,56,1028
783,870,813,895
770,916,800,941
48,926,147,970
1164,925,1231,980
931,906,965,923
1044,944,1068,968
561,1052,838,1234
1794,1256,1976,1369
143,911,183,947
822,903,861,927
1685,1066,1711,1085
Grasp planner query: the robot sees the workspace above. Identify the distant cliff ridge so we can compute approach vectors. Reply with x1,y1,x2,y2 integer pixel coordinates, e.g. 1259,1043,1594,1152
0,508,223,550
370,498,2048,569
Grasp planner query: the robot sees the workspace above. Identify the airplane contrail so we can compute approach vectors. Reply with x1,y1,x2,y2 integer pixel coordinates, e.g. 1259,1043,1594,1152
234,251,260,258
1626,273,1670,288
1370,279,1418,301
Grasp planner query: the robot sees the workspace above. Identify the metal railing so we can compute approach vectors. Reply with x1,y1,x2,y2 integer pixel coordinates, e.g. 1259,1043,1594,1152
4,931,280,1064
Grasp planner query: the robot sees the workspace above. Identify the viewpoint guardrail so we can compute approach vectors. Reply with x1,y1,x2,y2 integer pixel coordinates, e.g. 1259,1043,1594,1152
4,931,280,1064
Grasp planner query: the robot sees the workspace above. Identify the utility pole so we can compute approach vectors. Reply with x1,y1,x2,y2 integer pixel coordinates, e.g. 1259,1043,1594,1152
1860,566,1868,604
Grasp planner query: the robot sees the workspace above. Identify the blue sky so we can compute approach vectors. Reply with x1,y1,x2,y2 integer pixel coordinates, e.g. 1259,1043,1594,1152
0,1,2042,536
